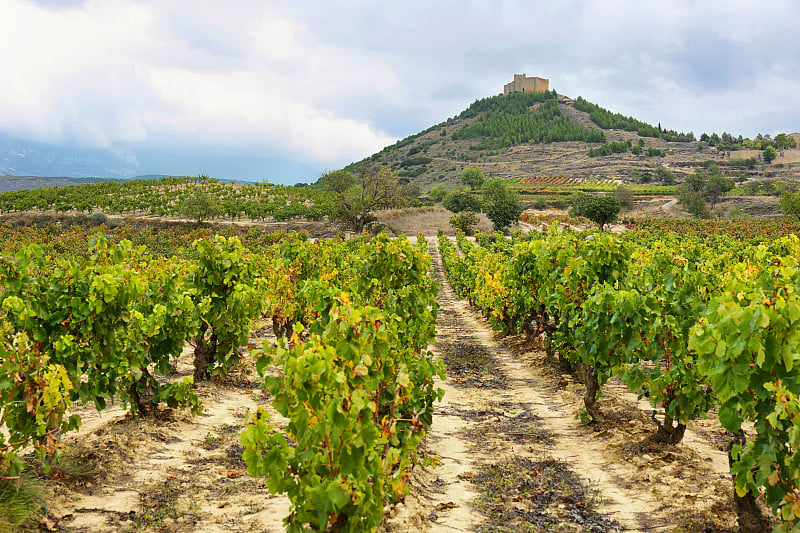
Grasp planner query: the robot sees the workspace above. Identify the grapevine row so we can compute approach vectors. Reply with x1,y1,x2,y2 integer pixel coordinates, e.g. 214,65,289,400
0,232,442,531
439,226,800,528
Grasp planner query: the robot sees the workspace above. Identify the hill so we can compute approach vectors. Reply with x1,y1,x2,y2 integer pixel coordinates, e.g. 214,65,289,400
347,90,800,191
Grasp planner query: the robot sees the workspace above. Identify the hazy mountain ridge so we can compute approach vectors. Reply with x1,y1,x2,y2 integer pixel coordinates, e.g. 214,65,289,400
0,132,141,179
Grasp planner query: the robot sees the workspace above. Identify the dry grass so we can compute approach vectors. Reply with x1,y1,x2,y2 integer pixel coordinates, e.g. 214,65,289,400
375,206,495,236
0,476,45,532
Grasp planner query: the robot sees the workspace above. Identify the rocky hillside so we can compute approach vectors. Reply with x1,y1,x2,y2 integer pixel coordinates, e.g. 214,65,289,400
348,92,800,191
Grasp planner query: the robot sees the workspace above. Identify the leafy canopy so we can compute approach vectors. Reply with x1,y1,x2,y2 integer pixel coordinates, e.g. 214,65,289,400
482,179,522,231
460,167,485,190
449,210,480,235
780,190,800,222
442,190,482,213
569,194,621,231
182,187,222,224
320,167,410,232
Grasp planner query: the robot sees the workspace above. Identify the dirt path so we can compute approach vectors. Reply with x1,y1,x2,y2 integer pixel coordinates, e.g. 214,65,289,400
407,240,737,532
46,338,290,532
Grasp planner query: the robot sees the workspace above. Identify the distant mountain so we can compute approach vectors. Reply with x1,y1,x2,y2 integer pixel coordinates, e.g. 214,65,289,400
0,132,141,179
0,176,127,194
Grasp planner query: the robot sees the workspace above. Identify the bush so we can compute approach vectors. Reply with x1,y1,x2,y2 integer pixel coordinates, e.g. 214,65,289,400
532,197,548,210
569,194,621,231
398,156,433,168
654,166,675,184
614,186,634,209
449,211,480,235
679,190,710,219
428,185,447,203
442,190,482,213
88,212,108,226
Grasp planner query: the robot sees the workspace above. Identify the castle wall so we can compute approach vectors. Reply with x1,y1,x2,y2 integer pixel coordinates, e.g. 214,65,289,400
503,74,549,95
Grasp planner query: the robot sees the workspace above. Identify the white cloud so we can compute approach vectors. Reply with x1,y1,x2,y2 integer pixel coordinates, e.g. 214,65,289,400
3,0,800,179
0,0,396,163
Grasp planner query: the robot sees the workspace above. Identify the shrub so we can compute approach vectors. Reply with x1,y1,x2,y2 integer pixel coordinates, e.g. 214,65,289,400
428,185,448,203
569,194,621,231
442,190,482,213
614,186,634,209
449,211,480,235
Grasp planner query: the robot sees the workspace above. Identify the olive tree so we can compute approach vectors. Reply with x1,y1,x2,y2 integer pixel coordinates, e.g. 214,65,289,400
482,179,522,231
460,167,485,190
569,194,621,231
320,166,410,233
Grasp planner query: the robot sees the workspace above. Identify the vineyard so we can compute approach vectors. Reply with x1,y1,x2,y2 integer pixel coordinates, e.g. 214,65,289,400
0,176,334,222
0,230,442,531
438,225,800,530
512,177,680,197
1,211,800,531
517,176,619,186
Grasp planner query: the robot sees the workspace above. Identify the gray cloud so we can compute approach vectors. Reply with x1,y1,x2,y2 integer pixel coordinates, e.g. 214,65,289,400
2,0,800,183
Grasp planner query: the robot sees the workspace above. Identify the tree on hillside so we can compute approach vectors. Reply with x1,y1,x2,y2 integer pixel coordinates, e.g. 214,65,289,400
780,191,800,222
320,166,410,232
655,165,676,185
614,185,634,209
684,168,707,193
569,194,621,231
763,145,777,163
442,190,482,213
704,174,733,209
182,188,222,224
679,166,716,219
482,179,522,231
460,167,485,190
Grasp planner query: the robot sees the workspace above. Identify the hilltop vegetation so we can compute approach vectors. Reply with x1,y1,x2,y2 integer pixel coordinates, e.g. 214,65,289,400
573,96,695,142
451,90,605,148
347,90,800,193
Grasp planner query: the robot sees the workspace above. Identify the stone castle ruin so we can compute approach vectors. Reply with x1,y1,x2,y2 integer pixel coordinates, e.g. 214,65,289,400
503,74,549,95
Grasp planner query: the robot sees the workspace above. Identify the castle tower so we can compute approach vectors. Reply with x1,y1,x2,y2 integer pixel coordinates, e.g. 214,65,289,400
504,73,549,95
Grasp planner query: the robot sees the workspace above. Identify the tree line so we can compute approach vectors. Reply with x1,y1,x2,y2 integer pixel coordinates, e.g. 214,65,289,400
453,94,606,149
573,96,695,142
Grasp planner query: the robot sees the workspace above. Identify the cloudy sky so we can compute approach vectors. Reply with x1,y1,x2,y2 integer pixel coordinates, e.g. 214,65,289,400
2,0,800,183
